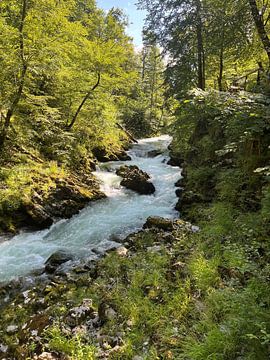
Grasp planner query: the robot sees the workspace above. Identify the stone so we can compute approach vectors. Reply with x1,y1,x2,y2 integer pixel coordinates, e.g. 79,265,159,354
117,152,132,161
143,216,174,231
92,147,131,162
105,307,117,321
167,153,184,167
116,165,155,195
67,299,96,326
0,344,8,353
147,245,162,253
34,352,57,360
98,302,117,324
8,172,105,233
175,178,185,187
20,314,51,343
45,250,74,273
175,198,181,212
175,188,183,198
23,202,53,229
6,325,18,334
116,247,128,257
147,149,163,157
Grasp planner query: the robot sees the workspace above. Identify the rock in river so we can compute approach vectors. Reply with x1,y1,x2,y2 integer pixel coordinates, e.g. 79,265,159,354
116,165,155,195
45,250,74,273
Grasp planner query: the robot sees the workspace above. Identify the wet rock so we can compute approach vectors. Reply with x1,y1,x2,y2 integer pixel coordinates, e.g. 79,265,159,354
175,191,204,212
116,165,155,195
147,149,163,158
175,198,181,212
143,217,174,231
167,153,184,167
22,202,53,229
45,251,74,273
175,178,185,187
7,173,106,233
44,182,105,219
175,188,183,198
117,151,132,161
93,147,131,162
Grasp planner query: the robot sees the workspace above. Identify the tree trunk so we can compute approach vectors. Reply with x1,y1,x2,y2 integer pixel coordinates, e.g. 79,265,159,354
218,47,224,91
116,123,138,143
142,47,147,80
0,0,28,149
218,30,225,91
67,73,101,129
257,61,264,85
196,0,205,90
249,0,270,66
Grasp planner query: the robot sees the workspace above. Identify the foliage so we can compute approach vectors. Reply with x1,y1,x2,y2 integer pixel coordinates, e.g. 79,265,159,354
139,0,269,94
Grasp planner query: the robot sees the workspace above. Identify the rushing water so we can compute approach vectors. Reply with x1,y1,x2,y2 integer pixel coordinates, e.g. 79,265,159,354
0,136,181,282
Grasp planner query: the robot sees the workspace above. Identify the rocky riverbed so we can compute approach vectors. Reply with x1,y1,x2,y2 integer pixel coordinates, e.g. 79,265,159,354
0,217,197,360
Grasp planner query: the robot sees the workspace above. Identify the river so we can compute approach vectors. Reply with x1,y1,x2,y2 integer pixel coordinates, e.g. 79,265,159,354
0,135,181,282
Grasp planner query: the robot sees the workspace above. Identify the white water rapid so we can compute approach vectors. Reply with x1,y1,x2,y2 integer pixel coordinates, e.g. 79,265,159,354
0,136,181,282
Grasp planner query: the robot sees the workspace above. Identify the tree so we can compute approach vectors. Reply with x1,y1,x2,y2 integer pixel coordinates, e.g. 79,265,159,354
249,0,270,66
138,0,206,94
0,0,77,149
62,6,136,130
204,0,252,91
0,0,27,148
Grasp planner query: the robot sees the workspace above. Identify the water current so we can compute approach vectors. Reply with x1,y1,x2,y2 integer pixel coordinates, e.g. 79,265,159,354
0,135,181,282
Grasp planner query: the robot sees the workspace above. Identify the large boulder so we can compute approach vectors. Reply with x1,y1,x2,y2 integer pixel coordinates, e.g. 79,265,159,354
92,147,131,162
116,165,155,195
167,153,184,167
22,202,54,229
20,177,106,231
45,250,74,273
143,216,174,231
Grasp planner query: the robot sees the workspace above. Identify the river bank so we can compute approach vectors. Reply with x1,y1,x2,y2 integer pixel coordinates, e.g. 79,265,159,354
0,217,195,360
0,143,132,236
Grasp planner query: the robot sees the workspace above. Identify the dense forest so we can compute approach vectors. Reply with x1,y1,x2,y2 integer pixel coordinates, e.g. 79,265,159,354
0,0,270,359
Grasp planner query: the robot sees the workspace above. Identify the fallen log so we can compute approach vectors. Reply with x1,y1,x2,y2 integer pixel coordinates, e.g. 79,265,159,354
116,122,138,143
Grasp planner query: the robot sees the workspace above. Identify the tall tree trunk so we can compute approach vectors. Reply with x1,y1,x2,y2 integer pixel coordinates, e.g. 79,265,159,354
0,0,28,149
218,47,224,91
150,51,157,121
67,73,101,129
257,61,264,85
218,30,225,91
142,47,147,80
196,0,205,90
249,0,270,66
